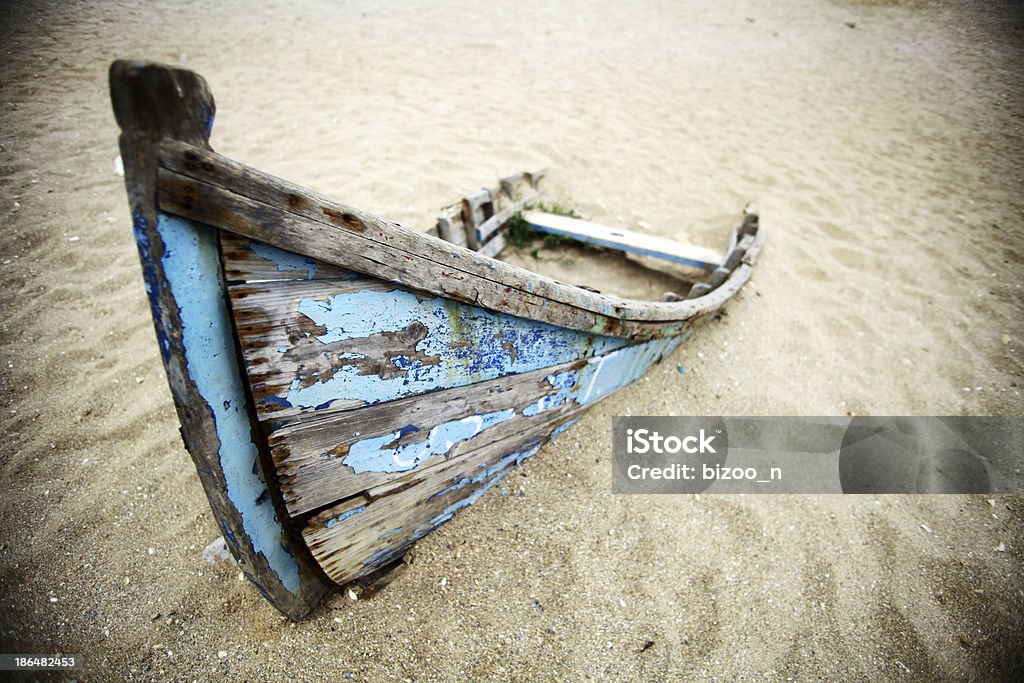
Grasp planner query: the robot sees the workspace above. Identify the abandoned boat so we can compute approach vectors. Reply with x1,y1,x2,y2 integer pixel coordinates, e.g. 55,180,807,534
110,60,764,619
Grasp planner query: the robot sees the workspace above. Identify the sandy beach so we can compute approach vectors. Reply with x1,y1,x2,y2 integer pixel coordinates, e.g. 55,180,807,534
1,0,1023,679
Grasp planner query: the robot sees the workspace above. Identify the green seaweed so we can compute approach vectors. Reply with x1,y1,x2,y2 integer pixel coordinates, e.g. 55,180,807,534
505,202,596,254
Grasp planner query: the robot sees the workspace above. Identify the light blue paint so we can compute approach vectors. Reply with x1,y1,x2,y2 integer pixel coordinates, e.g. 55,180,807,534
325,505,365,528
431,476,471,500
278,346,289,353
250,240,320,278
156,213,301,594
342,334,688,576
344,408,515,474
550,418,579,440
378,527,402,540
518,337,682,418
523,371,578,416
574,336,681,405
282,288,631,411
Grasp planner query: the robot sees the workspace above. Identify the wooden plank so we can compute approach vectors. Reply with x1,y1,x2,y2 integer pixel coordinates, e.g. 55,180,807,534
109,60,332,620
478,231,508,260
439,171,542,258
156,139,764,335
435,205,467,248
226,276,634,420
301,410,581,584
156,165,613,334
272,333,683,516
461,188,494,251
522,210,723,272
473,192,541,250
221,232,355,282
272,360,582,515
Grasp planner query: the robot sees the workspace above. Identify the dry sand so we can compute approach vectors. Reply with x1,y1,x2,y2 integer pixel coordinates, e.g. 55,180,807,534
2,0,1023,680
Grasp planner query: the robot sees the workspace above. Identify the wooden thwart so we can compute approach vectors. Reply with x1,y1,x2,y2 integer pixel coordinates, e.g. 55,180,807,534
522,210,723,272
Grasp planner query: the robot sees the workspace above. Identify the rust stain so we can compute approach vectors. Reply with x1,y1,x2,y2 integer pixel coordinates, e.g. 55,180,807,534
602,317,626,336
323,208,367,232
324,443,351,459
441,271,466,281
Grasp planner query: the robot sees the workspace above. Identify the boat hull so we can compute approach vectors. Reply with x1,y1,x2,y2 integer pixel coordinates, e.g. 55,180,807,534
111,59,760,619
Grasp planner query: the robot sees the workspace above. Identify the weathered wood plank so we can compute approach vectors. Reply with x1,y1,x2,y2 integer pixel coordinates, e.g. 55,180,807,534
156,139,763,335
221,232,354,282
473,192,541,251
522,211,723,271
272,334,683,516
226,277,633,420
435,205,467,248
301,411,581,584
272,360,583,515
110,60,332,620
436,170,542,258
461,188,493,251
157,165,618,334
478,231,508,260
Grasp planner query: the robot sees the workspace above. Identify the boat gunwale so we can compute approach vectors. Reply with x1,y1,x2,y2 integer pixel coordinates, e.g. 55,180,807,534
155,138,763,339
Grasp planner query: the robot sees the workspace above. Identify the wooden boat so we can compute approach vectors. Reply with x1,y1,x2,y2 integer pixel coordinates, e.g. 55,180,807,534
110,60,764,619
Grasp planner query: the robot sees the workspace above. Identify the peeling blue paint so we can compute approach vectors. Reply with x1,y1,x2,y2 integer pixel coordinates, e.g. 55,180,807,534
431,476,471,499
550,418,579,439
262,395,294,410
523,371,578,416
156,213,301,594
418,444,543,533
282,288,631,410
251,241,320,278
131,211,171,362
574,337,680,405
344,409,515,474
325,505,365,528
